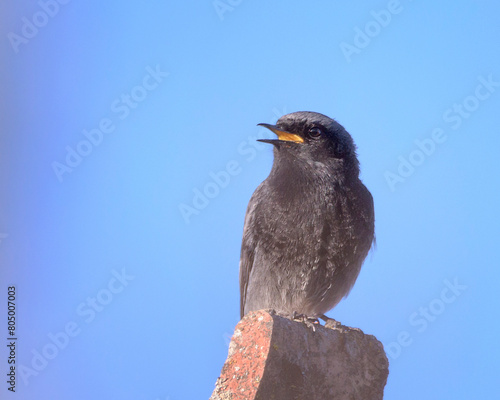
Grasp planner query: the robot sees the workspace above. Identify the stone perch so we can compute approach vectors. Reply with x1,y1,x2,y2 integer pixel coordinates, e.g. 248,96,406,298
210,310,389,400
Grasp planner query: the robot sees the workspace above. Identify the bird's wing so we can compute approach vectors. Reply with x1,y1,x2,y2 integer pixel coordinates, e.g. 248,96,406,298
239,188,261,319
360,182,376,250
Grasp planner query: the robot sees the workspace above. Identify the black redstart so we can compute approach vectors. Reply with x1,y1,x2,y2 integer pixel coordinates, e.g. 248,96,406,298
239,111,374,323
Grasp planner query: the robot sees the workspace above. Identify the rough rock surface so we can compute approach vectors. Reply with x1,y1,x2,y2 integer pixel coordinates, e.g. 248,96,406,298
210,309,389,400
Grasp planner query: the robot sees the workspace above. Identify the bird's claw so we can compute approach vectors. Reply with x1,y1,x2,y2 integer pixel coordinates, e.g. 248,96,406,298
292,311,320,331
319,314,341,329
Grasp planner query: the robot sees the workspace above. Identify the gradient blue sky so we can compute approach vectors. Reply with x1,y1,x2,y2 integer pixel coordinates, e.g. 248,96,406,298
1,1,499,399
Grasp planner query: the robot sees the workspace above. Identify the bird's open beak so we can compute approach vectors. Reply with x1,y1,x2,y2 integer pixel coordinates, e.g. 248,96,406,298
257,123,304,144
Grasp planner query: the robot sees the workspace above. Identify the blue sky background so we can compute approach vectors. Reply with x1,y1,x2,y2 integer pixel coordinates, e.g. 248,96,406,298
1,1,499,399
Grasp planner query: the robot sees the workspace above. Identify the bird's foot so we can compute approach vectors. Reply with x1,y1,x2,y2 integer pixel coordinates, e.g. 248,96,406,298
319,314,341,329
292,311,320,331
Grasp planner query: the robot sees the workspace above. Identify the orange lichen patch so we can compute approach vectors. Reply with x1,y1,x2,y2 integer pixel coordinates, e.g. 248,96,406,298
215,311,273,399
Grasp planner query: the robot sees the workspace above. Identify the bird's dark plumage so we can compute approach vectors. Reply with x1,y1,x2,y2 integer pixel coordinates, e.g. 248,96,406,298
240,111,374,319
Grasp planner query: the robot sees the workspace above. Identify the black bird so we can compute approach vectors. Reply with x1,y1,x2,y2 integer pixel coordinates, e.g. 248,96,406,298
239,111,374,322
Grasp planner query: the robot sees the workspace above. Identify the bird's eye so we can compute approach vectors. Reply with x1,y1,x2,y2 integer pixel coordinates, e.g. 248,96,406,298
308,127,322,139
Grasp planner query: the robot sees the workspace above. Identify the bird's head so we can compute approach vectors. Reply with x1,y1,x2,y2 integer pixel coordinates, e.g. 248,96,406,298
258,111,360,177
